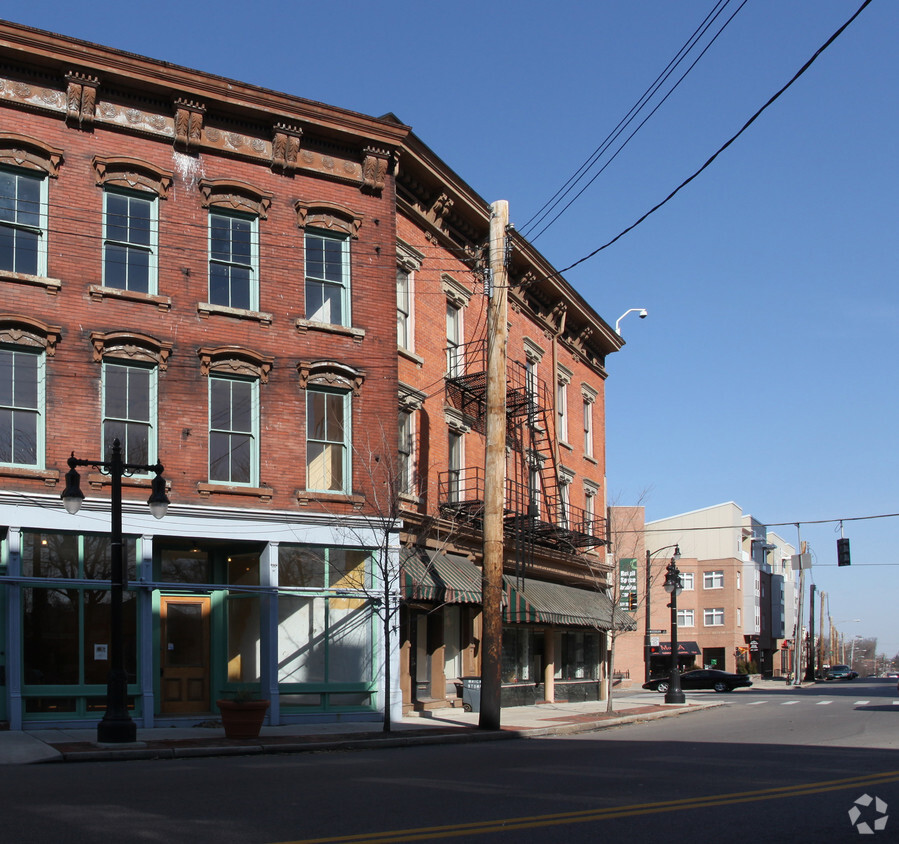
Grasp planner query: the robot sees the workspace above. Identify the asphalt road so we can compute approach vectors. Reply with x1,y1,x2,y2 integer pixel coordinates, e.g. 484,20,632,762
1,678,896,844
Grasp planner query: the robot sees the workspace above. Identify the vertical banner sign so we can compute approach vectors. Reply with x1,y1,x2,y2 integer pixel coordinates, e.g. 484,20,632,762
619,558,638,611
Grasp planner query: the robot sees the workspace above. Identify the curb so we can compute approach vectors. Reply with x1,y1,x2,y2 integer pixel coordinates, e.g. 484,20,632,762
48,701,719,763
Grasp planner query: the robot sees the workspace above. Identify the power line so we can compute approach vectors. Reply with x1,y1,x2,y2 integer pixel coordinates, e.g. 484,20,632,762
522,0,745,241
553,0,874,278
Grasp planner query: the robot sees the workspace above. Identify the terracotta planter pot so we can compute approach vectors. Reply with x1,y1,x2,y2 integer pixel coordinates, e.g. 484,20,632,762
216,699,270,739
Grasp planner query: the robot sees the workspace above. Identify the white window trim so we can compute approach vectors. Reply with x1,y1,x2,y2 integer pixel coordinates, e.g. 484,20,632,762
102,187,158,295
703,570,725,590
680,571,695,591
704,608,725,627
446,300,463,377
677,608,695,627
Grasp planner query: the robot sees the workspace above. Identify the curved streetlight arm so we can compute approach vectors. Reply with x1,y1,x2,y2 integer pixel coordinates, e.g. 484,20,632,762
615,308,648,335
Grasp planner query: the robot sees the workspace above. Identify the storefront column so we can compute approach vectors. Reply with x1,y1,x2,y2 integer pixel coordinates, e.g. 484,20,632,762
138,534,155,727
543,625,555,702
5,528,22,730
260,542,279,725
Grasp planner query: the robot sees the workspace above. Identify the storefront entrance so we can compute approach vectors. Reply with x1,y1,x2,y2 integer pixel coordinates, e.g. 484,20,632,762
160,596,211,714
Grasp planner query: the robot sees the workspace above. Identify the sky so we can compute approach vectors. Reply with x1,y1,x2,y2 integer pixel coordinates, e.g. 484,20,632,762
4,1,896,656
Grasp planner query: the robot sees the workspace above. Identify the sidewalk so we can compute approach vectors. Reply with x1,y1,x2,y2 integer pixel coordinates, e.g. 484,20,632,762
0,693,722,765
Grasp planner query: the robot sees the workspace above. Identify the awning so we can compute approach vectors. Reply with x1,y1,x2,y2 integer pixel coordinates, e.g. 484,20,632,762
400,550,483,604
503,575,636,631
652,641,701,656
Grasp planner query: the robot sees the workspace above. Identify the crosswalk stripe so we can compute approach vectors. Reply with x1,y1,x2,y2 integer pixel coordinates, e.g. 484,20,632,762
782,701,799,705
747,701,767,705
855,701,870,706
816,701,833,705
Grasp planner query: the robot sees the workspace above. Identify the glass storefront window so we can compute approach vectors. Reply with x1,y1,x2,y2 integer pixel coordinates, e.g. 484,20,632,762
279,546,325,588
278,596,325,683
160,547,211,583
502,627,535,683
555,631,599,680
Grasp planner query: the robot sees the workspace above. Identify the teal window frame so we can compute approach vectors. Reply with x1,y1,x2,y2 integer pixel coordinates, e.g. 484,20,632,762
0,345,44,468
306,388,350,493
102,187,157,293
208,209,258,311
102,360,156,469
209,374,258,486
305,230,350,326
0,166,47,277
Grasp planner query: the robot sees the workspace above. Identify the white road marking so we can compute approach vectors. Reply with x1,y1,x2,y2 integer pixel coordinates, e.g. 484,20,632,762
816,701,833,705
855,701,870,706
782,701,799,705
747,701,767,705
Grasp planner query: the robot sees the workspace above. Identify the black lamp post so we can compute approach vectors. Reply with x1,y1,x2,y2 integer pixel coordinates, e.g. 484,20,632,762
662,547,685,704
61,439,169,743
644,544,681,684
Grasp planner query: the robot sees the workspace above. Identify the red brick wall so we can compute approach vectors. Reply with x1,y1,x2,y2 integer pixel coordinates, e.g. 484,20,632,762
3,107,397,516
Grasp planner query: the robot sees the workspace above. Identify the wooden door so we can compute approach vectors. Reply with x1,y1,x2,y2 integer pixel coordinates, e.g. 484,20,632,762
160,596,211,714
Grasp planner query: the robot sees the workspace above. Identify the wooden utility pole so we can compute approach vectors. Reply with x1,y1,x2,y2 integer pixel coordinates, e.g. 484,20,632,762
479,200,509,730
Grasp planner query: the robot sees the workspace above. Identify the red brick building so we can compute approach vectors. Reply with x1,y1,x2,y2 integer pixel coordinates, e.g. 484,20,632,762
394,133,631,711
0,20,406,730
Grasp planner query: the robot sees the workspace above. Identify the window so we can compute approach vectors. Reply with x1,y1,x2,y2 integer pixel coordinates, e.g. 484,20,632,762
677,608,695,627
305,231,349,326
0,346,41,466
583,396,594,458
584,489,595,532
680,572,694,591
398,410,414,495
736,571,741,590
209,210,257,310
103,190,156,293
558,480,570,528
704,608,725,626
0,167,46,276
397,267,411,349
446,302,462,376
103,362,154,466
209,375,257,485
307,389,349,492
557,376,569,443
555,630,600,681
703,570,724,589
447,429,463,502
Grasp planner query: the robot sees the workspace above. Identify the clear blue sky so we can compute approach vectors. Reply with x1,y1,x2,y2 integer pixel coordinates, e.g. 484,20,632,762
5,2,896,657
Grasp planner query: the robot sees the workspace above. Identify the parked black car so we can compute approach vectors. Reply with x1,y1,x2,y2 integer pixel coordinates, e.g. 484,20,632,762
643,669,753,693
825,664,858,680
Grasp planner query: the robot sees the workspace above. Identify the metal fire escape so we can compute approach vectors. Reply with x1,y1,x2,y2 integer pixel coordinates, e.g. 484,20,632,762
439,339,606,557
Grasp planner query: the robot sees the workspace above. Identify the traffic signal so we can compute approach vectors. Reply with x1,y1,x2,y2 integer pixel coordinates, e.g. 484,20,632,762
837,537,851,567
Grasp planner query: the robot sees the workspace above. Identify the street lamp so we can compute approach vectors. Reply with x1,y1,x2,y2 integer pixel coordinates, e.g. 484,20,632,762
662,547,685,704
61,438,169,743
644,544,681,683
614,308,648,336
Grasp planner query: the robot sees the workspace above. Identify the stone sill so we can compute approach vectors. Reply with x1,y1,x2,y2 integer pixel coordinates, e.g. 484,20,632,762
89,285,172,310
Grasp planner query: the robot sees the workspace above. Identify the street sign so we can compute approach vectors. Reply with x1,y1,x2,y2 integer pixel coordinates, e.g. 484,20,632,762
650,637,660,647
649,629,667,634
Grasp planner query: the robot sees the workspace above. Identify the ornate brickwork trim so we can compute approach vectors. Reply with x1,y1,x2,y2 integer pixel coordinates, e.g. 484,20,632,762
399,382,427,411
65,72,99,129
297,360,365,396
90,330,173,370
92,155,173,197
0,314,61,355
198,346,273,383
173,98,205,151
441,274,472,309
294,199,363,238
362,145,392,194
272,123,303,174
0,133,64,177
198,178,273,218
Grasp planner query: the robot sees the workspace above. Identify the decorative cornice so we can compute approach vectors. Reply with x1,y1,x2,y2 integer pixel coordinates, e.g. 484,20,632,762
197,346,274,383
90,330,173,370
173,97,205,151
0,314,61,355
271,122,303,174
362,145,392,194
198,178,273,218
297,360,365,396
92,155,173,197
0,133,64,177
294,199,363,238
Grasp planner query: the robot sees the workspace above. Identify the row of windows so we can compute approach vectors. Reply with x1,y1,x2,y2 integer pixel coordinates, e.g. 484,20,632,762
676,608,726,627
0,167,351,325
676,571,726,591
0,348,350,493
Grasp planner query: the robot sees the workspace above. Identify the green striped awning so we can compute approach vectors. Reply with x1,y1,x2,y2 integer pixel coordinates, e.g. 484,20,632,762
400,550,483,604
502,575,636,631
